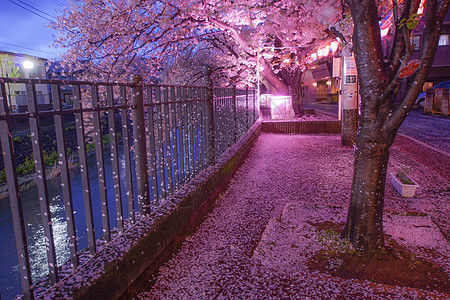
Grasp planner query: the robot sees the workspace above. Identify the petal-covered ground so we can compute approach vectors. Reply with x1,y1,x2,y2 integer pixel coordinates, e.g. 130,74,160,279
137,133,449,299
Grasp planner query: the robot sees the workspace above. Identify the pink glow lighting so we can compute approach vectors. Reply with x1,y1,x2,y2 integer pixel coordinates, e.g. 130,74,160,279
270,96,293,120
380,27,390,38
330,41,339,52
317,48,323,58
418,0,425,14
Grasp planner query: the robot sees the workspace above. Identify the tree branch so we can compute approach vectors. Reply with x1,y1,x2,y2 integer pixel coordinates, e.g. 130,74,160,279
384,0,450,132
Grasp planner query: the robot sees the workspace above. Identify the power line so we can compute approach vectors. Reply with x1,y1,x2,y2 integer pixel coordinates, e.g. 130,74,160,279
51,0,67,8
15,0,56,19
0,41,59,56
8,0,55,22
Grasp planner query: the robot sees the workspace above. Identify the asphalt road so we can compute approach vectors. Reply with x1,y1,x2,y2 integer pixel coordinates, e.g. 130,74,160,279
398,108,450,154
303,101,450,154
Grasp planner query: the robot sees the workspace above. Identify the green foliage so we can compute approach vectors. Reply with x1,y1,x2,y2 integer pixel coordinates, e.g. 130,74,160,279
16,156,35,176
102,133,110,145
0,169,6,183
396,164,414,185
43,150,59,167
86,142,95,151
317,228,355,256
13,136,22,144
399,14,422,30
396,171,414,185
0,54,20,78
65,125,75,131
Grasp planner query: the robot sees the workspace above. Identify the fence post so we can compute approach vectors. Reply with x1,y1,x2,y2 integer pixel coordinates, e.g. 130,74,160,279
203,65,215,165
232,85,237,142
0,82,33,299
131,75,151,214
245,85,249,130
253,88,257,123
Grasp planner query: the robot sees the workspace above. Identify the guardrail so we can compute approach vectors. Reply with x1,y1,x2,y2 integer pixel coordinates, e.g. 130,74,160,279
0,76,257,299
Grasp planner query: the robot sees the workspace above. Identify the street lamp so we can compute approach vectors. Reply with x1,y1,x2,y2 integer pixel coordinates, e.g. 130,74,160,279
23,60,33,70
23,60,33,78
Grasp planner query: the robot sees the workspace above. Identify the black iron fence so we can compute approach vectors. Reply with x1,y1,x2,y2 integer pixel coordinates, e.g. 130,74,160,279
0,76,257,299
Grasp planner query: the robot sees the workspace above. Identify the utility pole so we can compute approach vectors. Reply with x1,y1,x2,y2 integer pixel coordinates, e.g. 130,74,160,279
341,53,358,146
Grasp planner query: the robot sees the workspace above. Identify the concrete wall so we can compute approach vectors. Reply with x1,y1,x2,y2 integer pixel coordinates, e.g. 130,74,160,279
262,120,341,134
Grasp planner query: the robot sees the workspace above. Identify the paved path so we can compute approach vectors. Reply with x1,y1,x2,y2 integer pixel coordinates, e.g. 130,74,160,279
137,133,449,299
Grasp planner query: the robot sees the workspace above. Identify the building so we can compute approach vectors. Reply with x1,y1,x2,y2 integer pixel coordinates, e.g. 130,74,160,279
0,51,51,112
303,7,450,106
395,9,450,100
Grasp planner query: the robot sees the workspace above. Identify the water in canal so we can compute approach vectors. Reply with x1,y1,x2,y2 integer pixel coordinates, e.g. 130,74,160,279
0,145,138,299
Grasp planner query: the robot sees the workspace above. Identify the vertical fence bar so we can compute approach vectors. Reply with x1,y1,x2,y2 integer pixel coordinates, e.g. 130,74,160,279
194,88,201,172
213,88,219,156
0,82,33,299
253,88,257,123
119,86,135,223
177,86,185,184
91,85,110,241
188,87,195,177
199,87,204,168
200,87,207,168
131,75,150,214
182,87,190,180
73,84,96,254
106,86,124,233
146,87,159,204
26,82,59,283
203,67,215,166
51,84,79,268
155,86,166,200
246,85,249,130
170,86,179,189
163,87,174,193
232,85,237,143
227,88,232,148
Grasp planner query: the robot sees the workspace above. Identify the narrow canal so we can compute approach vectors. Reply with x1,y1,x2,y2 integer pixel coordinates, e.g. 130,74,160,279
0,144,138,299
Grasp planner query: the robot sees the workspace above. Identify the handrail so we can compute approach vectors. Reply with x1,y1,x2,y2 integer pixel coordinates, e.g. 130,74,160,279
0,75,257,299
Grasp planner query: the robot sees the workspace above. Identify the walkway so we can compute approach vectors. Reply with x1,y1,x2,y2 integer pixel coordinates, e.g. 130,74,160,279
137,133,449,299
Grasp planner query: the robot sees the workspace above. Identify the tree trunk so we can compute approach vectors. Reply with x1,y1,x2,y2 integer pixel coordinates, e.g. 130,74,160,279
290,69,304,117
342,138,391,251
259,57,290,96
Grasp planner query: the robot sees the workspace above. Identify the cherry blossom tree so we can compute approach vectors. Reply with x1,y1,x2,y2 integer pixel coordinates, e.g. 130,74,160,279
50,0,450,253
51,0,341,114
341,0,449,251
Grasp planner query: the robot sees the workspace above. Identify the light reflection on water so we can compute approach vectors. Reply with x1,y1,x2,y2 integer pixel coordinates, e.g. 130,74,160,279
0,145,138,299
25,196,70,283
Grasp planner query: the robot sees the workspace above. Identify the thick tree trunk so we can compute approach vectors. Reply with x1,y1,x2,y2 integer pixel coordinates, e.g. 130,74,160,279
259,57,290,96
291,70,304,117
342,137,392,250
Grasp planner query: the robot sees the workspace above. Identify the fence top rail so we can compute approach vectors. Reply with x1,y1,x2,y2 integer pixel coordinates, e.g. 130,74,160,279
0,77,211,89
0,77,256,92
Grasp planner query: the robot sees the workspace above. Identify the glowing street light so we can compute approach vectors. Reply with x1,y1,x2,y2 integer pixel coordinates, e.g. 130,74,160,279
23,61,34,70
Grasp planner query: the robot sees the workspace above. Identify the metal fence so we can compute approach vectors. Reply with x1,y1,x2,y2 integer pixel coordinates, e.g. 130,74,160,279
0,76,257,299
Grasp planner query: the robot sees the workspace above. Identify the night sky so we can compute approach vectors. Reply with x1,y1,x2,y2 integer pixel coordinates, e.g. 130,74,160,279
0,0,67,59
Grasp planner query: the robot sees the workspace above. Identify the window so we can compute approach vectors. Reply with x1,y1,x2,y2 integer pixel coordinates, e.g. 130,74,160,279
36,91,45,104
438,34,449,46
14,91,27,105
411,35,421,51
